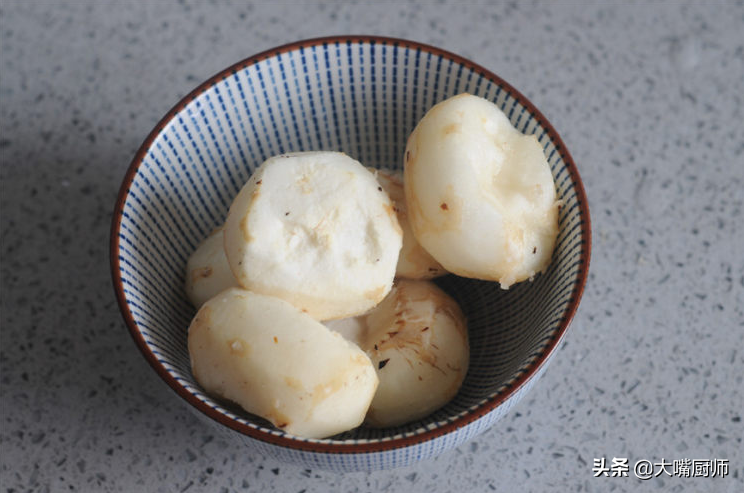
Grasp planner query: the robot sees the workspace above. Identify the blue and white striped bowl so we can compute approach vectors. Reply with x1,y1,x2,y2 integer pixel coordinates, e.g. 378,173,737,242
111,36,591,472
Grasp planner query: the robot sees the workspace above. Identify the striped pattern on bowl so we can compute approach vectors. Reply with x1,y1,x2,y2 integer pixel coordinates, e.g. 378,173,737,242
111,36,591,472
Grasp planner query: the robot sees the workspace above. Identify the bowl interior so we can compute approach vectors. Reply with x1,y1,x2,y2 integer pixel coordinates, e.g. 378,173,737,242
113,38,589,448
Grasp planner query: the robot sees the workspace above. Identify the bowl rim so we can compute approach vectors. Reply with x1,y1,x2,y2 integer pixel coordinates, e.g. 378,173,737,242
110,35,592,454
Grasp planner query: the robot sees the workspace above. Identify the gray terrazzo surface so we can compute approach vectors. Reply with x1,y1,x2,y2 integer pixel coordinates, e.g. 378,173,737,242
1,1,742,492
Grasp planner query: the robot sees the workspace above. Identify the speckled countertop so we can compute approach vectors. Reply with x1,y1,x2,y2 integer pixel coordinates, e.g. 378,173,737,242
1,1,742,492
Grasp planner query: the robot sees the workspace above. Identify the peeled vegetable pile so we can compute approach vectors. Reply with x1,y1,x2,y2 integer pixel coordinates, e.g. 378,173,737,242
184,94,560,438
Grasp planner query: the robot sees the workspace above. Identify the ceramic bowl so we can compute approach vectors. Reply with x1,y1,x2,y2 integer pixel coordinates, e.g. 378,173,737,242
111,36,591,472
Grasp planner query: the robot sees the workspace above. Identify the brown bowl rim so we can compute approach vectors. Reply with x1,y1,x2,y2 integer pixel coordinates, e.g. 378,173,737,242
110,35,592,454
